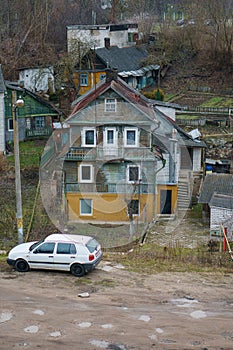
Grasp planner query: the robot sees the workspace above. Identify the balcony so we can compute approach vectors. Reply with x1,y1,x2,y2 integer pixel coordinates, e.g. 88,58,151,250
65,182,154,194
65,146,156,161
26,126,53,138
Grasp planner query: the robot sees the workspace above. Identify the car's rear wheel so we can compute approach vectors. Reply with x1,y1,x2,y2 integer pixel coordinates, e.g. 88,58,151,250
70,263,85,277
15,259,29,272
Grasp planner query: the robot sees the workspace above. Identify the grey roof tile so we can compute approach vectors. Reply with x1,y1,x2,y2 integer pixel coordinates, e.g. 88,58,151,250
198,174,233,204
95,46,148,72
209,193,233,210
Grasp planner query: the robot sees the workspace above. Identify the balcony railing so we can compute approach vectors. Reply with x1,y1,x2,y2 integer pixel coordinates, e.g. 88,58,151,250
26,127,53,138
65,146,156,161
65,182,154,194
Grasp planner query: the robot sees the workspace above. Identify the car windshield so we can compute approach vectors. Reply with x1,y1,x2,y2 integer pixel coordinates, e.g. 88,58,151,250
29,240,44,251
86,238,99,253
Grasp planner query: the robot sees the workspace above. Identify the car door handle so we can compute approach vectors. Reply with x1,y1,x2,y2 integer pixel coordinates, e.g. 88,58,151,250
70,256,76,259
48,256,53,258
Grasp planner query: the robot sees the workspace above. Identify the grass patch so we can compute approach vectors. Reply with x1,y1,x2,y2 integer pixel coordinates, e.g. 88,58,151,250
164,93,179,102
74,277,93,285
186,204,202,218
200,97,233,108
6,140,45,169
176,114,201,120
95,279,116,287
105,242,233,274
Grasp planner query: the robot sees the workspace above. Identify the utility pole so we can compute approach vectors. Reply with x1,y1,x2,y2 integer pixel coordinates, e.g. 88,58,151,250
12,90,24,244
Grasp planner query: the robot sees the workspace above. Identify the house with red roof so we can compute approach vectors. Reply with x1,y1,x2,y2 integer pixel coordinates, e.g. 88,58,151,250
56,68,205,233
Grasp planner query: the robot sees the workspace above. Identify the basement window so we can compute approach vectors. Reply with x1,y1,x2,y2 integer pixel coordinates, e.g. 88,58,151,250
128,199,139,216
80,198,93,216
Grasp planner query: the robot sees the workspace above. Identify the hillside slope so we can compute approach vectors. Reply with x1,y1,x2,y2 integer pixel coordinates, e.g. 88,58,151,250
160,54,233,96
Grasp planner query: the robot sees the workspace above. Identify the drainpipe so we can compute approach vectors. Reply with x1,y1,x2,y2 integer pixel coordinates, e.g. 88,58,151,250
141,156,166,245
153,157,166,222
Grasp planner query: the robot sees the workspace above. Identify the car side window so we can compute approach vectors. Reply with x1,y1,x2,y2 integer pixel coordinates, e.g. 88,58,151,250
35,242,55,254
57,243,77,255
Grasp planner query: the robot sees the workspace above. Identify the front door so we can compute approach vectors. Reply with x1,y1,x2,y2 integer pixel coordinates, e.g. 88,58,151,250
160,190,172,214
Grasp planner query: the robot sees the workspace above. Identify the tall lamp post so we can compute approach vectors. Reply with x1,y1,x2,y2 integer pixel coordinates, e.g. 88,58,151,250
12,90,24,244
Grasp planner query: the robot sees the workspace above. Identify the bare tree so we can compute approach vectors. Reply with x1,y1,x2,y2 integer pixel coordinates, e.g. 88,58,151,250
181,0,233,71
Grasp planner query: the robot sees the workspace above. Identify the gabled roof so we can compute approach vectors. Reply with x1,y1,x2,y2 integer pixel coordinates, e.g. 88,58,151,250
209,193,233,210
0,65,6,93
198,174,233,204
67,73,206,150
5,81,62,116
67,74,157,123
95,46,149,72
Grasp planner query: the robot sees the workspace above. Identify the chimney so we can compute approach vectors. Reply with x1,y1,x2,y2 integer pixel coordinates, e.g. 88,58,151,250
104,37,110,49
105,68,118,83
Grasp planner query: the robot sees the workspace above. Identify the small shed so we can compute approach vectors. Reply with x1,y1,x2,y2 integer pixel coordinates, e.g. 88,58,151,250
209,193,233,239
198,174,233,238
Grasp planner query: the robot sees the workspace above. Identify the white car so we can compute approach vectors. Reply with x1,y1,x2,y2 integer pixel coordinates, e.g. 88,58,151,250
7,233,103,277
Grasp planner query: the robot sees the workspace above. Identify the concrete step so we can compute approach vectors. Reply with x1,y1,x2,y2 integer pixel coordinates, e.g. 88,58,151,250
157,214,176,221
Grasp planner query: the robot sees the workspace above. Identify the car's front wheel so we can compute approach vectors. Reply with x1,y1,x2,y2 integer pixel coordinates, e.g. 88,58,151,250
15,259,29,272
70,263,85,277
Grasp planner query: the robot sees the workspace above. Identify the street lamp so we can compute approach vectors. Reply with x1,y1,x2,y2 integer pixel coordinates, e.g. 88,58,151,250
12,90,24,244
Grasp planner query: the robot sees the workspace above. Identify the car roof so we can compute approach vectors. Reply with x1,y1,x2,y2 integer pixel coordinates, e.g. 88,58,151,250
44,234,93,245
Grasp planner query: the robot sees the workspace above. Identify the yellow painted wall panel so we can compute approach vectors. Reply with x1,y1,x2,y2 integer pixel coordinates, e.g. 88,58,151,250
66,192,155,222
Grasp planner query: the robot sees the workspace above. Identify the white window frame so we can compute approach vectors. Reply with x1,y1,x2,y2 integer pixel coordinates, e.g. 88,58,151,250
26,118,31,130
100,73,106,81
80,73,88,86
8,118,14,131
127,164,140,183
79,164,93,183
105,98,117,112
81,127,96,147
124,127,139,147
103,127,118,147
80,198,93,216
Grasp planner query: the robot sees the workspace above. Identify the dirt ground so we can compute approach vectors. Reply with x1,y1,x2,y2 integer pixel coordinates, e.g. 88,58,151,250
1,256,233,350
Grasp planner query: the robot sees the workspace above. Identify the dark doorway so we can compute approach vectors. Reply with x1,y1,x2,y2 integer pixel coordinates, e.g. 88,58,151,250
180,147,193,169
160,190,172,214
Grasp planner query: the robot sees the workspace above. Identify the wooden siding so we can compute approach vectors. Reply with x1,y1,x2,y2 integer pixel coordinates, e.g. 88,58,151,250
73,71,106,95
68,90,155,126
68,125,152,148
5,88,58,118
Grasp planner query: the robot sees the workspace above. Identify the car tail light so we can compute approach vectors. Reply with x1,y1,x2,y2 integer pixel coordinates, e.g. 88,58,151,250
89,254,94,261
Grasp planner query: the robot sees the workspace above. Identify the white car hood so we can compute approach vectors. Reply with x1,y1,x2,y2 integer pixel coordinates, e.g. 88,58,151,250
9,242,37,255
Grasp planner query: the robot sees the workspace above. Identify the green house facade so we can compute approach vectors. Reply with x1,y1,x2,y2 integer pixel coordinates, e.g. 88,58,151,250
5,83,61,145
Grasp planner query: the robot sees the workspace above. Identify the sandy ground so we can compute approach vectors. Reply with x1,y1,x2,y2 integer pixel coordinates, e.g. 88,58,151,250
1,258,233,350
